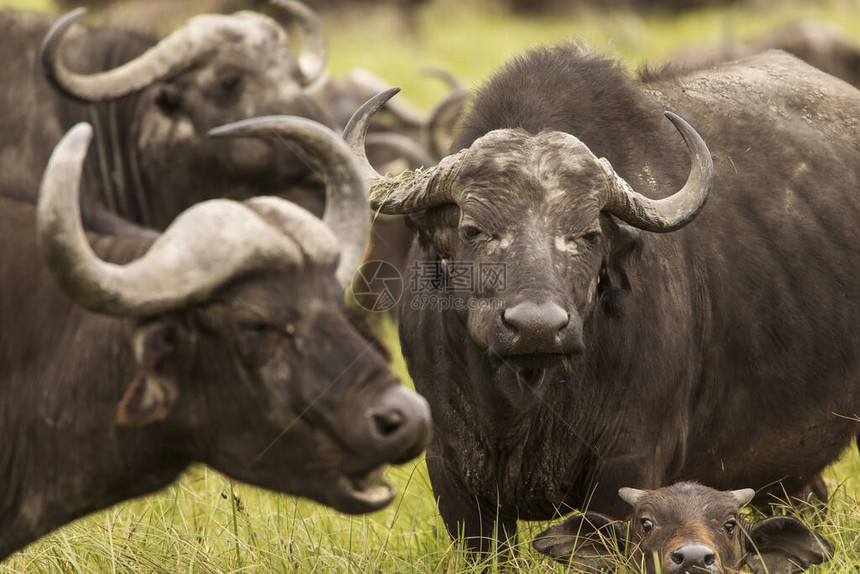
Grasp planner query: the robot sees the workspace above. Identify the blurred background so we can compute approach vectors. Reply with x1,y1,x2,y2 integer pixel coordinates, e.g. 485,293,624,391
3,0,859,110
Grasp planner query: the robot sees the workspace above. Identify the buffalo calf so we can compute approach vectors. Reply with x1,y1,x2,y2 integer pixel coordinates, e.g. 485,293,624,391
534,482,832,573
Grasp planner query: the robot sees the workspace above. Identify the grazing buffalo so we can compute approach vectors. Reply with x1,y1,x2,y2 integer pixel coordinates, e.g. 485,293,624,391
669,20,860,88
534,482,832,573
0,119,431,560
346,46,860,556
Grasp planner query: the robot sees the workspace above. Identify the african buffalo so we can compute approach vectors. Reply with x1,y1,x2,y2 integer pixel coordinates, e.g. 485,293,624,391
534,482,832,573
0,118,431,560
346,46,860,556
1,1,340,231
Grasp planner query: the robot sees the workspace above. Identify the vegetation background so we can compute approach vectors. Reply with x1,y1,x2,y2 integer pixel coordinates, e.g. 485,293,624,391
0,0,858,571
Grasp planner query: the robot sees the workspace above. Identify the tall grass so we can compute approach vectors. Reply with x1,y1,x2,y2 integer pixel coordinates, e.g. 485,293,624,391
1,0,859,571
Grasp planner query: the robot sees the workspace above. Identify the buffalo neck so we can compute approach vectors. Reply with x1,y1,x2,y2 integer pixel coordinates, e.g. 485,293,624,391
0,205,187,559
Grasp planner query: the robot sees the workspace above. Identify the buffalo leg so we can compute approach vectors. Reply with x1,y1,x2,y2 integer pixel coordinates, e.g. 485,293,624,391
426,453,518,559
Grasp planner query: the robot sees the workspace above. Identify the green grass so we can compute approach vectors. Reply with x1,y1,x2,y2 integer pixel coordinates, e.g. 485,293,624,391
2,0,860,571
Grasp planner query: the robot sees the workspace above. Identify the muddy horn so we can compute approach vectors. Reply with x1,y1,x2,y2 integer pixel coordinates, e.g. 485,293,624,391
344,88,470,213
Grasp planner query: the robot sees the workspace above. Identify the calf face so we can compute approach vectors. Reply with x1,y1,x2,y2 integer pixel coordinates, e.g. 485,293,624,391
533,482,832,573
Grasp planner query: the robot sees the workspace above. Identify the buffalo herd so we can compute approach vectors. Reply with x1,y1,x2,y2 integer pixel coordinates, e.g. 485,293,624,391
1,2,858,573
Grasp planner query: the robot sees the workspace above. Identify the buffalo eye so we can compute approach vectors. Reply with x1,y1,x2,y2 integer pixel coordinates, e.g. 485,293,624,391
240,322,273,336
154,86,182,115
458,224,489,243
723,519,737,536
641,518,654,533
220,73,242,92
581,229,601,243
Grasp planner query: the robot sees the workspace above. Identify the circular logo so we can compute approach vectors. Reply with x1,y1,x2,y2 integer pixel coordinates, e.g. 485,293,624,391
351,260,403,312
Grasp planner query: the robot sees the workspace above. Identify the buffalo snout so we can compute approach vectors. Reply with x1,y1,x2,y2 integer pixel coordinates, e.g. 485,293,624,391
666,543,718,573
367,386,432,465
495,300,583,357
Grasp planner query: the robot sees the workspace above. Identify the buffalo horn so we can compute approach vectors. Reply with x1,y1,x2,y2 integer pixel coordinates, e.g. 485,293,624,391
41,9,223,103
42,2,326,103
270,0,327,87
729,488,756,507
208,116,369,289
618,487,647,506
598,112,713,233
426,88,468,159
38,123,324,317
343,88,469,214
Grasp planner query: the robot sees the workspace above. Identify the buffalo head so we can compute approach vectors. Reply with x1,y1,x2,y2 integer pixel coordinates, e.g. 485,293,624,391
347,90,712,373
41,1,333,228
533,482,832,573
38,118,431,514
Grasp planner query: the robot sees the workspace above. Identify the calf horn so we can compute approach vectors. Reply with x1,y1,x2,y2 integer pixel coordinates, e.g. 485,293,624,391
38,123,340,317
598,112,713,233
41,1,326,103
209,116,369,289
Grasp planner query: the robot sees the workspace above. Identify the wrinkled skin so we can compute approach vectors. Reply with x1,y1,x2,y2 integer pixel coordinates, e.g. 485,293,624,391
534,482,833,574
0,195,430,560
387,47,860,556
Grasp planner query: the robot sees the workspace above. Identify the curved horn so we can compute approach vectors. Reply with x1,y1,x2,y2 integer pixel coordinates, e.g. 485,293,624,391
209,116,368,288
271,0,327,87
618,487,647,507
39,123,309,316
41,9,224,103
422,66,466,92
344,88,468,214
427,88,468,159
599,111,714,233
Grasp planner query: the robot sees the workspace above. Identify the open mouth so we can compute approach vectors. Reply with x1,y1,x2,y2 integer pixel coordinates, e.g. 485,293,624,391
333,465,395,513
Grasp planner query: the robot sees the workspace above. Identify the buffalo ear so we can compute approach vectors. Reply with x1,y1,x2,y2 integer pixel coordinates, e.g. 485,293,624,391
533,512,628,571
117,320,186,426
599,218,643,318
742,515,833,574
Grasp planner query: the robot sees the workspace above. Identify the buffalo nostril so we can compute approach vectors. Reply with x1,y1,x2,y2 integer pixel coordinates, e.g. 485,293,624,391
669,544,717,570
372,409,405,437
